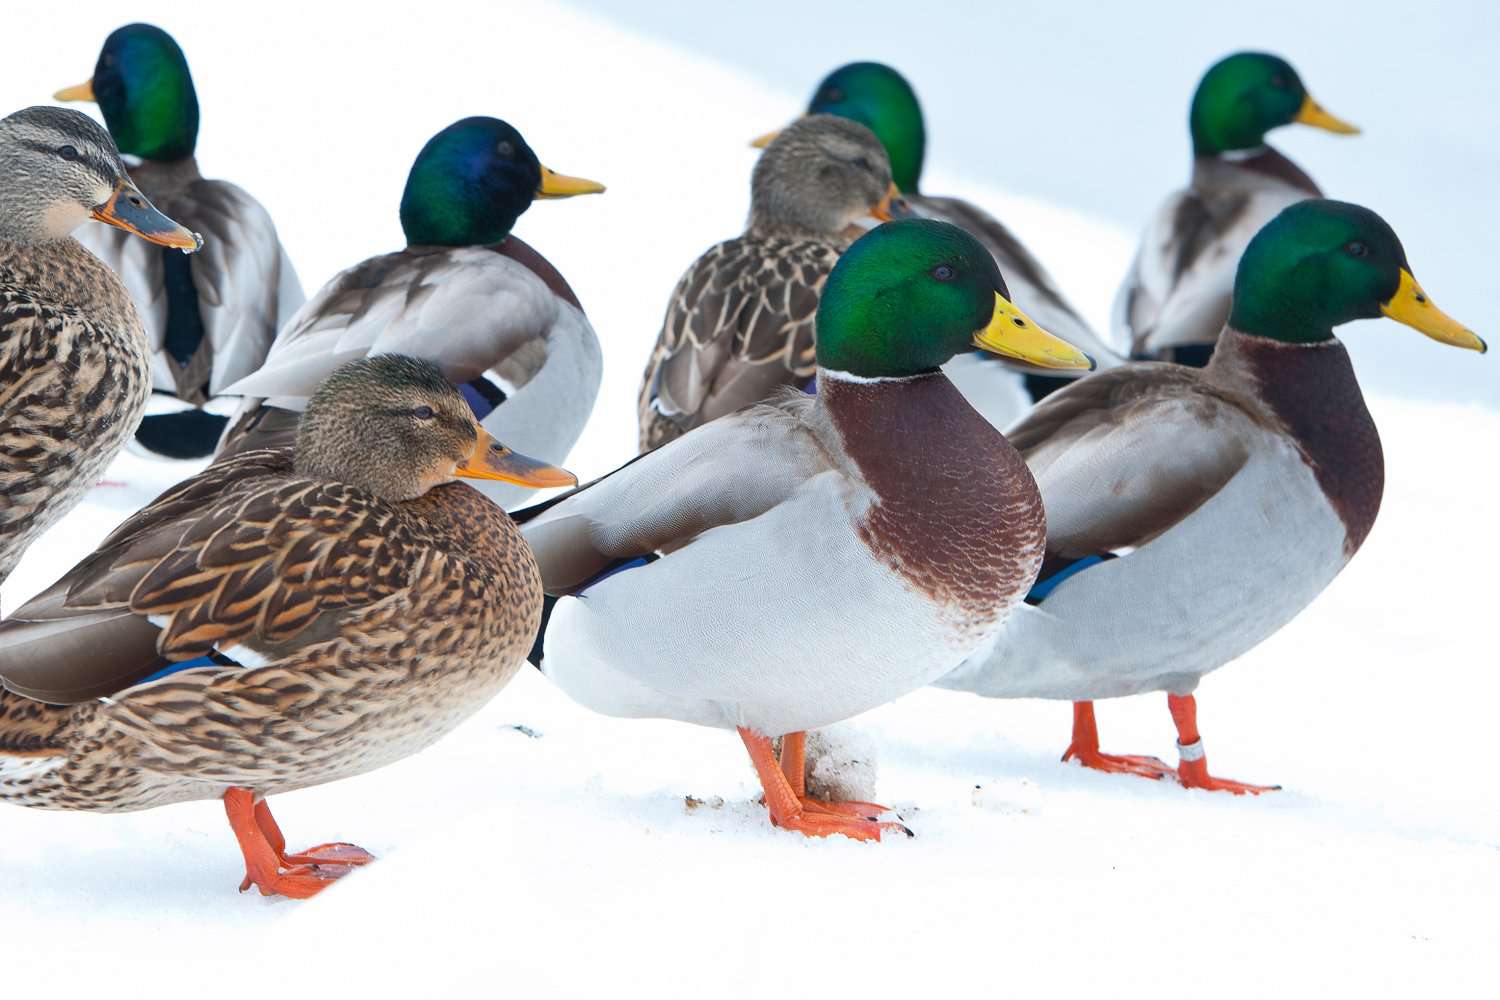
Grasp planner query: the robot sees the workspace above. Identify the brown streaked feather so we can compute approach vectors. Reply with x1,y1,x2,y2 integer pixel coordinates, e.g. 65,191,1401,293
1011,364,1260,558
0,238,151,587
636,236,841,450
0,449,418,703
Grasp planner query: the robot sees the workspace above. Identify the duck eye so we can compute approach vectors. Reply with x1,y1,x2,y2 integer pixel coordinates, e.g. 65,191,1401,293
1345,240,1368,258
931,264,956,282
496,140,515,158
851,156,871,171
412,405,435,420
823,87,844,103
1269,74,1289,89
56,145,79,162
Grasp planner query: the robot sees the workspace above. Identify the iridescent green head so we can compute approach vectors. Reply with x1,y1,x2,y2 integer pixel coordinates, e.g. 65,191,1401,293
1189,51,1359,157
55,23,199,161
398,116,604,247
816,219,1094,378
805,62,926,194
1229,200,1484,354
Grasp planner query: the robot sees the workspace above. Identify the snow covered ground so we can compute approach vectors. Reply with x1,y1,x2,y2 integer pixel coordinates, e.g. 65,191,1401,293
2,2,1496,997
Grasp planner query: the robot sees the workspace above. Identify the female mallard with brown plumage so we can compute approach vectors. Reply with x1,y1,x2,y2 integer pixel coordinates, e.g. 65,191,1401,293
637,114,900,450
55,23,305,459
0,105,200,591
0,355,573,898
218,116,603,510
752,62,1122,420
1113,52,1359,366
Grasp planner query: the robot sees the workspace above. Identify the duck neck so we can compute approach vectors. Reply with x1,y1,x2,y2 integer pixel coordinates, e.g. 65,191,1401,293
816,368,1045,627
1209,329,1383,555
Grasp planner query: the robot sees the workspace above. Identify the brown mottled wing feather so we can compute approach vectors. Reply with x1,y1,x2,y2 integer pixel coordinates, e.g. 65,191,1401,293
1010,364,1254,559
215,403,301,460
0,449,413,704
636,237,836,450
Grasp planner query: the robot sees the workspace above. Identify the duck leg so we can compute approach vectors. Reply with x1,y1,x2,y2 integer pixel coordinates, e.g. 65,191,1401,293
741,729,908,841
1061,701,1175,779
224,788,373,899
1168,694,1279,794
776,731,892,820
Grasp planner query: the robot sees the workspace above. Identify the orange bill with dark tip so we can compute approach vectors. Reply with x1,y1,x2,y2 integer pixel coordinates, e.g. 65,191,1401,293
871,182,902,222
457,428,577,488
92,177,202,251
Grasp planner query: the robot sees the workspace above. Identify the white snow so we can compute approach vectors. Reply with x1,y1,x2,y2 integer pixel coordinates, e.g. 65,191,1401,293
1,2,1496,998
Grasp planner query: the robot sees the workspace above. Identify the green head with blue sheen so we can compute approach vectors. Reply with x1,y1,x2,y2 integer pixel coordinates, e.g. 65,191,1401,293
1189,52,1359,157
816,219,1095,378
55,23,199,161
398,116,605,247
803,62,926,194
1229,200,1484,354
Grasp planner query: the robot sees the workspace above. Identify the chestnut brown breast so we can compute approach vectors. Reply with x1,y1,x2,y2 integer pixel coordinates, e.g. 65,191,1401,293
821,373,1045,627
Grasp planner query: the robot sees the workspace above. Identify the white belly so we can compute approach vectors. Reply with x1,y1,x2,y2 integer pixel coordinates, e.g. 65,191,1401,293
542,477,1003,735
938,442,1350,700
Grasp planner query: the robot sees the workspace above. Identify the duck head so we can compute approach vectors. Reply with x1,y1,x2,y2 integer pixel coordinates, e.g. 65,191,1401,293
0,106,199,248
815,219,1095,378
294,354,576,501
754,61,926,195
749,114,902,237
1229,199,1484,353
56,23,199,162
399,116,604,248
1190,52,1358,157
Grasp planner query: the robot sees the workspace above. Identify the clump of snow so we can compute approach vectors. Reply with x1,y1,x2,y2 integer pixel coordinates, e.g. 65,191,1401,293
801,722,880,804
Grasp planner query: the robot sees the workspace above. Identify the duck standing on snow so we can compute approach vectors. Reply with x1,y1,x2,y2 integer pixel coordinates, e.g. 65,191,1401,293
218,116,604,510
1114,51,1359,366
637,114,901,450
936,200,1483,792
523,220,1093,840
0,355,574,899
755,61,1120,425
0,106,200,590
56,23,304,459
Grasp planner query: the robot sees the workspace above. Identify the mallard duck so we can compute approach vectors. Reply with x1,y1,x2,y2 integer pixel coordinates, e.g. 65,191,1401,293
936,200,1483,792
0,354,573,898
55,23,304,459
637,114,900,450
521,219,1092,840
1113,51,1359,366
219,116,604,509
754,61,1120,423
0,105,199,590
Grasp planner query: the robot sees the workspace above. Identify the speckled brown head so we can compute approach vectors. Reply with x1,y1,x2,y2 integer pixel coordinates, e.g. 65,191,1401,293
294,355,576,501
748,114,900,238
0,105,199,248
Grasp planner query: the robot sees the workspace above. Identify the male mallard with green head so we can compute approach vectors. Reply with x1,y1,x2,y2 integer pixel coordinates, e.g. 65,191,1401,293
0,355,573,898
524,219,1092,840
637,114,901,450
938,200,1483,792
0,105,199,590
56,23,305,459
219,116,603,509
754,61,1120,421
1113,51,1359,366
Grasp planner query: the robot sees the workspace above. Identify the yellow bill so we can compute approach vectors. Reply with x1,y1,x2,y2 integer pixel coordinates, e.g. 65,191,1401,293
54,79,97,103
1381,268,1485,353
457,428,578,488
535,165,605,199
1293,94,1360,135
749,128,782,149
973,292,1095,371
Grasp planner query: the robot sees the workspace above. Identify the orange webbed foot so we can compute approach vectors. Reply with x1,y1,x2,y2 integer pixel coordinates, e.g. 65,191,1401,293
1178,757,1280,795
744,728,912,842
1062,744,1175,780
224,789,375,900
